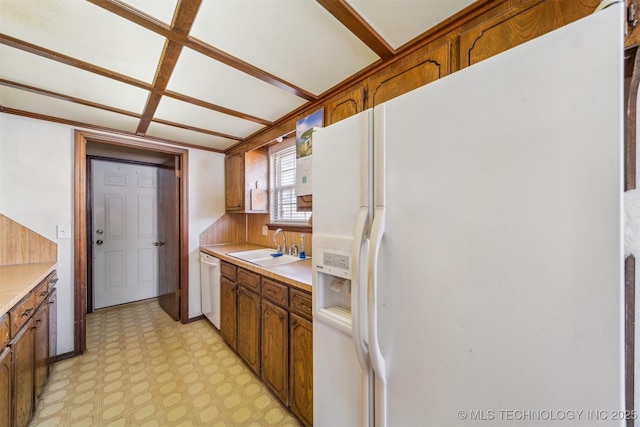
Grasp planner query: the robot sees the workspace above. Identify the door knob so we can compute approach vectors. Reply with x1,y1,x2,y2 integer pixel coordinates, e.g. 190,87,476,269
96,240,103,245
96,229,104,235
154,242,165,246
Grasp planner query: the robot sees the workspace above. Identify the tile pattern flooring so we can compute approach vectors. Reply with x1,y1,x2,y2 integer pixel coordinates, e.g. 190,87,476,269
30,299,302,426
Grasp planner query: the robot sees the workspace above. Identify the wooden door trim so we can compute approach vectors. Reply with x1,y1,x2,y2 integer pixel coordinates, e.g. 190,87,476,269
73,130,189,355
625,46,639,426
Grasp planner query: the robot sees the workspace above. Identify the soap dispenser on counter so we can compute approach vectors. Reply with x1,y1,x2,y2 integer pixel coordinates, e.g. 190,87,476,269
299,233,306,259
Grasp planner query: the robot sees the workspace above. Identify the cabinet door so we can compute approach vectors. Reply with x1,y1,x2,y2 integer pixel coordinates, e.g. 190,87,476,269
325,86,366,125
368,43,450,108
10,293,34,340
225,153,245,211
225,150,269,213
289,313,313,427
458,0,597,69
0,314,10,349
237,287,261,375
220,262,237,281
220,277,237,351
261,299,288,405
48,288,57,369
33,302,48,400
11,317,34,427
237,268,261,294
289,289,313,322
244,149,269,213
0,347,11,427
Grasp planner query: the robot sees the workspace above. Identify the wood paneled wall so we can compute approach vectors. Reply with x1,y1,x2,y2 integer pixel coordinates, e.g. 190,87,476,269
246,214,313,256
199,213,247,245
200,213,313,256
0,214,57,266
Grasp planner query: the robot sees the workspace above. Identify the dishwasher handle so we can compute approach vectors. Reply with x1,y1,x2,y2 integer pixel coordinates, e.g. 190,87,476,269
200,253,221,267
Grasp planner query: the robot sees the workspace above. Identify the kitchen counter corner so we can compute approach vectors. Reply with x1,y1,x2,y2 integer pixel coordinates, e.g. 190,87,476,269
0,262,57,317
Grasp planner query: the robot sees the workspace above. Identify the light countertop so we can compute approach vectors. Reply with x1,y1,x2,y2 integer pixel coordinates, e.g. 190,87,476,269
0,262,56,317
200,243,312,293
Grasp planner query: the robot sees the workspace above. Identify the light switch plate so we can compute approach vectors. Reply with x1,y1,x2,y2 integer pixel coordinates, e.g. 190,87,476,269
262,226,268,236
57,224,71,239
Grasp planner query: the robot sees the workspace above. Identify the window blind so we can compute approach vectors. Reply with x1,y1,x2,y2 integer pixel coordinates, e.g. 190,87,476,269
269,145,311,223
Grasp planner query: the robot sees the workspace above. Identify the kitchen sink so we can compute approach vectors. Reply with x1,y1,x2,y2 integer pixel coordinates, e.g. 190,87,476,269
228,248,307,267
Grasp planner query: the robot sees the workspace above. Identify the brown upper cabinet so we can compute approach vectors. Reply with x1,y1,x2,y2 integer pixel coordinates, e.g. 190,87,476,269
368,42,451,108
459,0,599,69
324,87,367,126
225,148,269,213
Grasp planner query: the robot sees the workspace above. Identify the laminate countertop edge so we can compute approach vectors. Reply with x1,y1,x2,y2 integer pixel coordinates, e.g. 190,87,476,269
0,262,57,318
200,243,312,293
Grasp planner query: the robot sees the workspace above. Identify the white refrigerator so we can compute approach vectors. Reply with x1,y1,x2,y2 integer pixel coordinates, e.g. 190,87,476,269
312,3,625,427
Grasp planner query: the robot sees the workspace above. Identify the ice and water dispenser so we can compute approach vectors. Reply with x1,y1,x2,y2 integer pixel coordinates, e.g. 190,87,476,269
314,246,353,333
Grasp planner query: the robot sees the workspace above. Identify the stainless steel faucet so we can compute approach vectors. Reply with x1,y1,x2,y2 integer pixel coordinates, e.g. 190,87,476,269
273,228,286,254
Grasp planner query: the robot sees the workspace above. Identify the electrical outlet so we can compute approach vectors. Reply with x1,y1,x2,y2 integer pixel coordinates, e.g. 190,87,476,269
262,225,268,236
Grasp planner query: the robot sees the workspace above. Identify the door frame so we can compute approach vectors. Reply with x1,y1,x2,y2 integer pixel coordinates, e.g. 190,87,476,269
73,130,189,355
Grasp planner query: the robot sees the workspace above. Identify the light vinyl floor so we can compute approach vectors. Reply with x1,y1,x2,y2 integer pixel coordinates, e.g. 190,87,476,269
30,299,302,427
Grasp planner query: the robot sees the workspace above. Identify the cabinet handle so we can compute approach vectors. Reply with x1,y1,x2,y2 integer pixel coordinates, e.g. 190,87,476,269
299,303,312,312
39,291,47,297
22,308,33,317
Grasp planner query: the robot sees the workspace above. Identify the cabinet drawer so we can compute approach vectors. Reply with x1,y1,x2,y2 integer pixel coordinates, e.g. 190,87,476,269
262,278,288,308
238,268,261,294
10,291,35,338
0,314,9,348
221,262,237,281
34,279,49,308
289,289,312,322
47,270,58,291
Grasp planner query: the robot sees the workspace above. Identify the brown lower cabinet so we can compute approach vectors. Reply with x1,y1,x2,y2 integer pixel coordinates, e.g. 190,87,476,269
33,302,49,400
261,299,288,404
11,317,34,427
48,288,57,369
289,289,313,427
220,276,238,351
237,286,261,375
219,260,313,426
0,347,11,427
3,271,57,427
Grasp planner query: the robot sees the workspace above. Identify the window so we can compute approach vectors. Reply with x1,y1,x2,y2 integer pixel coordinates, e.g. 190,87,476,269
269,144,311,224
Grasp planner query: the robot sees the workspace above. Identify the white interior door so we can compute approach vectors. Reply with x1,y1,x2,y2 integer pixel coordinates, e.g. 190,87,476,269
92,159,160,309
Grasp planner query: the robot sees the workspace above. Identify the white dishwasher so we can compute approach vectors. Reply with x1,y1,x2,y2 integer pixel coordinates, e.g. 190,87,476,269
200,252,221,329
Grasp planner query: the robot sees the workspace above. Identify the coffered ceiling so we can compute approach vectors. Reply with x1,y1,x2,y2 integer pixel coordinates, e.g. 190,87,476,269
0,0,476,152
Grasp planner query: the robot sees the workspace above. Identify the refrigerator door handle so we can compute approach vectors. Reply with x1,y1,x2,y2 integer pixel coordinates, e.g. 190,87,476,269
352,206,372,427
351,207,370,372
368,206,387,427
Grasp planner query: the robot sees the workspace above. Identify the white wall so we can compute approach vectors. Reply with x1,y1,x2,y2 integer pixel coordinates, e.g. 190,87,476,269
0,114,225,355
188,148,225,318
0,115,74,354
